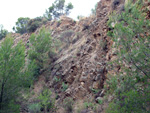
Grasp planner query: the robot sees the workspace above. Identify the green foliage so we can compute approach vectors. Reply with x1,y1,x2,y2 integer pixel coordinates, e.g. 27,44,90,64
91,88,100,94
0,36,25,112
22,60,37,86
38,88,55,112
44,0,73,20
27,17,48,33
54,76,61,82
107,89,150,113
63,97,74,113
106,75,118,94
65,2,74,15
97,99,103,105
0,36,34,112
28,103,41,113
106,0,150,112
62,82,68,91
28,28,53,75
0,25,8,40
13,17,30,34
84,102,97,111
13,16,48,34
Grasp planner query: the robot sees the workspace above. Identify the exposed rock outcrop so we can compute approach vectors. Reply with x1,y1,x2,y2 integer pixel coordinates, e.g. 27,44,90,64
14,0,128,112
44,0,113,112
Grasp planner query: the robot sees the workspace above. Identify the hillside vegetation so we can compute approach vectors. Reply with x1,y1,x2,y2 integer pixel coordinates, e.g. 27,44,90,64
0,0,150,113
106,0,150,112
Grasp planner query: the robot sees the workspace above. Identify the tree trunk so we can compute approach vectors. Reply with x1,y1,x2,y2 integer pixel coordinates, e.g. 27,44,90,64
0,82,4,110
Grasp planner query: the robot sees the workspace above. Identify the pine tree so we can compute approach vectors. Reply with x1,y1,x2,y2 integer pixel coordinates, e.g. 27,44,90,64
0,36,34,112
44,0,73,20
0,25,8,40
13,17,30,34
107,0,150,112
28,28,53,75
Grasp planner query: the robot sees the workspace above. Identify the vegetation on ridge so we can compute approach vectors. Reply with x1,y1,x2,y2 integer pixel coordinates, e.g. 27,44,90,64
13,0,74,34
0,25,8,40
44,0,73,20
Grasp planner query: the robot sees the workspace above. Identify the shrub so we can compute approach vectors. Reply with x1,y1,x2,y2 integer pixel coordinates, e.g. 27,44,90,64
97,99,103,105
59,30,74,44
84,102,97,111
28,103,41,113
13,17,48,34
28,28,53,75
0,25,8,40
38,88,55,112
91,88,100,94
13,17,30,34
62,82,68,91
64,98,74,113
27,20,40,33
106,0,150,112
27,17,48,33
54,76,61,82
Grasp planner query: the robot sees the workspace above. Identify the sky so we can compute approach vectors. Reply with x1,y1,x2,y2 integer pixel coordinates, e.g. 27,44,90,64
0,0,100,32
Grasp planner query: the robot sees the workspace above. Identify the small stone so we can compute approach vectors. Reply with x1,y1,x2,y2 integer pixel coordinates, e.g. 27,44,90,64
81,82,84,86
65,88,71,96
93,82,100,89
96,97,103,103
99,90,105,97
94,74,100,81
111,22,115,28
108,95,113,102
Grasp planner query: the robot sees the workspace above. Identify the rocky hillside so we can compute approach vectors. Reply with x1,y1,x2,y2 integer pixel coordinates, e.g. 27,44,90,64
13,0,128,112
